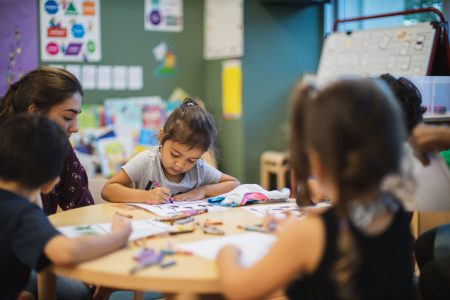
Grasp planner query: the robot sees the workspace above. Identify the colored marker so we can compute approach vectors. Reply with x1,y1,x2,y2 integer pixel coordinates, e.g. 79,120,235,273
116,211,133,219
237,225,268,233
160,259,177,269
130,252,164,274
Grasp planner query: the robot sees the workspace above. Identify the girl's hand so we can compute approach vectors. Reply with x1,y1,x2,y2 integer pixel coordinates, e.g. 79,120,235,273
111,214,132,240
172,187,206,201
217,245,241,264
263,212,297,235
145,187,171,204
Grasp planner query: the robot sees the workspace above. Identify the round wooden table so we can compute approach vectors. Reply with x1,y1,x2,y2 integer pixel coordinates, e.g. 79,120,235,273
39,202,283,300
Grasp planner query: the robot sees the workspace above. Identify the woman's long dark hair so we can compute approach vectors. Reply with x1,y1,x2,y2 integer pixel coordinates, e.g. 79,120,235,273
0,66,83,121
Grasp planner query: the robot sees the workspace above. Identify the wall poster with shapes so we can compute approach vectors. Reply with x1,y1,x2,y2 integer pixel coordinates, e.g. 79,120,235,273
145,0,183,32
39,0,101,62
317,23,436,86
0,0,38,95
204,0,243,60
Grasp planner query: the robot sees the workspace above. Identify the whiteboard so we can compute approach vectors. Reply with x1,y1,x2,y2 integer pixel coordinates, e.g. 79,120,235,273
317,23,436,85
204,0,243,60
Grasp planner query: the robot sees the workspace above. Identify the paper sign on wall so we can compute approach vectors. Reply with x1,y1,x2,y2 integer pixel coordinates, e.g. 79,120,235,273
222,59,242,120
144,0,183,32
39,0,101,62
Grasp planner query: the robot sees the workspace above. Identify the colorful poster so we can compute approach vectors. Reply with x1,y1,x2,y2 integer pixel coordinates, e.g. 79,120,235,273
144,0,183,32
152,42,178,78
39,0,101,62
0,0,39,95
222,59,242,120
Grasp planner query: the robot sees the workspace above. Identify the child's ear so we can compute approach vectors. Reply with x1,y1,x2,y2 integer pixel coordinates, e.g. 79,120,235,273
41,177,60,194
27,104,40,113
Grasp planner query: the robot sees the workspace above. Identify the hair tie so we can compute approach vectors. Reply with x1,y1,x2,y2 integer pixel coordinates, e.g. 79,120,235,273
10,80,21,89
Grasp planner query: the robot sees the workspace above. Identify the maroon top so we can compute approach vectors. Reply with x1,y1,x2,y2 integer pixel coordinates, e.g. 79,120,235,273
41,145,94,215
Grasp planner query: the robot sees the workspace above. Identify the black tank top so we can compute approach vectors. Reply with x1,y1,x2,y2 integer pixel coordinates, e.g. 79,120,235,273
285,196,415,300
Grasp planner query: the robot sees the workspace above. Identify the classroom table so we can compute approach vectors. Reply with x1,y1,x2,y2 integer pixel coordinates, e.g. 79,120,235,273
38,202,287,300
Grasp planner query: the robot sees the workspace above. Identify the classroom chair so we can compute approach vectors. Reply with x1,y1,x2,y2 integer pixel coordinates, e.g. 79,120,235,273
260,151,290,191
88,178,108,204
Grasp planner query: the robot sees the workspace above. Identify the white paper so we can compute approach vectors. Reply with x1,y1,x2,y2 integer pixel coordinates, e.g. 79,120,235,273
97,65,112,90
65,65,81,81
153,42,168,61
178,232,276,267
414,155,450,211
82,65,97,90
58,219,173,241
241,202,302,218
113,66,127,90
128,200,229,216
204,0,243,60
128,66,143,90
144,0,183,32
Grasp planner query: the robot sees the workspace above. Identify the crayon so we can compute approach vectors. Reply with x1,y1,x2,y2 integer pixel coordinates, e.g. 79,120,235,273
237,225,268,233
160,259,177,269
129,252,164,274
116,211,133,219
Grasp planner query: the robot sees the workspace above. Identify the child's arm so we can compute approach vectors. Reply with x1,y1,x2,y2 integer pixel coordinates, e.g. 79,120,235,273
101,169,170,204
216,216,324,299
172,173,239,201
44,215,131,266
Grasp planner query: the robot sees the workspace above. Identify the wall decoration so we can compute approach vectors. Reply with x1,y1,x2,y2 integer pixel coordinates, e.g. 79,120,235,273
222,59,242,119
144,0,183,32
39,0,101,62
204,0,243,60
152,42,178,78
0,0,38,95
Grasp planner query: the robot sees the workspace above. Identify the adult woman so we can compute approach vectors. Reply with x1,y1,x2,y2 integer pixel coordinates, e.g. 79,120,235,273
0,66,94,215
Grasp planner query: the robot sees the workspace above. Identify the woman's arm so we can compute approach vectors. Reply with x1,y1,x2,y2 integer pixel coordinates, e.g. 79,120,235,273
172,173,240,201
216,216,325,300
101,169,170,204
44,215,131,266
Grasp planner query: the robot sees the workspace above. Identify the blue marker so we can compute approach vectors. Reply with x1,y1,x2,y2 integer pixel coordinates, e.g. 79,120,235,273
160,259,177,269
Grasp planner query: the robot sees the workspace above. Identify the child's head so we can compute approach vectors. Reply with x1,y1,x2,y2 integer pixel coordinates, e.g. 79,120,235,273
0,114,68,191
291,78,405,203
0,66,83,137
159,98,218,178
380,73,426,134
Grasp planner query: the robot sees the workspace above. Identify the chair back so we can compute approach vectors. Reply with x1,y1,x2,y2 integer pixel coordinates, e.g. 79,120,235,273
88,178,108,204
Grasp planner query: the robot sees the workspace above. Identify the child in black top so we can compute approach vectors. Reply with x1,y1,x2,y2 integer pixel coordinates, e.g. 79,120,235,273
0,114,131,300
216,79,415,299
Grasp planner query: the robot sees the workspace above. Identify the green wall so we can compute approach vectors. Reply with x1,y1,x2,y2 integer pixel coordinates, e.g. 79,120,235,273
205,1,323,184
38,0,323,185
39,0,206,102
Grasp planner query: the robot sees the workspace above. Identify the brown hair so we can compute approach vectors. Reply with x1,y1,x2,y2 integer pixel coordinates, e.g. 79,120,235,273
290,79,405,299
0,66,83,121
160,98,218,158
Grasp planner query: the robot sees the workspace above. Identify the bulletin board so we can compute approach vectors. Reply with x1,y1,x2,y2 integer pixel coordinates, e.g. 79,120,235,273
317,22,436,85
204,0,244,60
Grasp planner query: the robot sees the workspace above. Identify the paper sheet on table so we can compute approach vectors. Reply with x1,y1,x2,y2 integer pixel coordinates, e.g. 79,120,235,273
241,202,302,218
127,200,229,216
57,219,173,241
177,232,276,267
414,155,450,211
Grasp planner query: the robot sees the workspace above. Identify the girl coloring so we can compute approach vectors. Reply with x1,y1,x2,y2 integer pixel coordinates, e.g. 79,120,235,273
102,98,239,204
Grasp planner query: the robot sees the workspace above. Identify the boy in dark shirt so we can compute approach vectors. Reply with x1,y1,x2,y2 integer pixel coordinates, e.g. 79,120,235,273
0,114,131,300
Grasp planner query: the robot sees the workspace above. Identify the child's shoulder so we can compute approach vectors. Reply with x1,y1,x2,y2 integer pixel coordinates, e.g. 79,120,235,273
131,147,159,161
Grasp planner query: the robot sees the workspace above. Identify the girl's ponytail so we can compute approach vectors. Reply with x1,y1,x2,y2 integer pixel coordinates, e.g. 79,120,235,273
0,81,20,121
